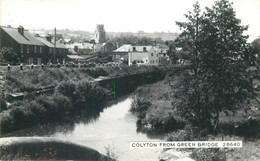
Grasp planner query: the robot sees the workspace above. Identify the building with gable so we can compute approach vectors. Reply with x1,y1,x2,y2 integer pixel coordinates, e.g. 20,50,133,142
112,44,159,66
1,25,45,64
128,46,159,66
0,25,69,64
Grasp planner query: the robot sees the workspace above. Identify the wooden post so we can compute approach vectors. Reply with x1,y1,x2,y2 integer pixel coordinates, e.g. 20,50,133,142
20,63,23,70
7,64,11,72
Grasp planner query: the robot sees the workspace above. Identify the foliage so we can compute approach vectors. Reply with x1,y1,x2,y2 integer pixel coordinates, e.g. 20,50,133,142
0,94,7,112
104,144,118,161
167,124,208,141
191,148,226,161
0,48,20,64
174,0,256,129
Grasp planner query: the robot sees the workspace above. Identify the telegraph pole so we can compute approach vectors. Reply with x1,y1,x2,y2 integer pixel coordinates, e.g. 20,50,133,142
53,27,56,64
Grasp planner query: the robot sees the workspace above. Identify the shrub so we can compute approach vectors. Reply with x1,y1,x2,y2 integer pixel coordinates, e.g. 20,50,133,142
0,112,14,133
190,149,226,161
0,95,7,112
167,125,208,141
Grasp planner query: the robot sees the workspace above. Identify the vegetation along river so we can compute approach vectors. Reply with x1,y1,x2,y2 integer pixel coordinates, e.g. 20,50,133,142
5,96,166,161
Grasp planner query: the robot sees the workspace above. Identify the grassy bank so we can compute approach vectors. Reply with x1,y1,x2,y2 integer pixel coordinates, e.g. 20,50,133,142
0,66,167,134
130,67,260,161
0,137,111,160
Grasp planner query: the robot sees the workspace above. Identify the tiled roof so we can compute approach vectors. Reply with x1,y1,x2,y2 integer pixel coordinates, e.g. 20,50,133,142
67,55,86,60
37,37,67,49
37,37,54,47
133,46,153,52
55,42,67,49
113,44,132,52
2,26,44,46
113,44,153,52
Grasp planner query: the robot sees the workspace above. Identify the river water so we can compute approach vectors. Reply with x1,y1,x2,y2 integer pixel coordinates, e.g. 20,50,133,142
49,97,164,161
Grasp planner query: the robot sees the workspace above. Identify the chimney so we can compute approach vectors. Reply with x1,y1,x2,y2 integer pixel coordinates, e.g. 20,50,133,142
143,47,147,52
46,34,52,42
74,46,79,52
18,25,24,35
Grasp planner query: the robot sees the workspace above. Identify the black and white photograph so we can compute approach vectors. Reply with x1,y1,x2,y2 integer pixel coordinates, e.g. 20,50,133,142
0,0,259,160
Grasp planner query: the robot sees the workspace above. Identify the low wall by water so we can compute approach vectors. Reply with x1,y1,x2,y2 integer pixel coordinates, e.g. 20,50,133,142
0,137,111,160
96,70,166,96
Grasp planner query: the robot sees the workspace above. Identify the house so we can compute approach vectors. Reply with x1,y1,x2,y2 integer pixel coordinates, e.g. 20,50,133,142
96,43,115,54
128,46,159,66
153,45,170,65
158,52,170,65
112,44,159,66
112,44,132,62
36,34,68,64
1,25,45,64
66,42,94,55
0,25,69,64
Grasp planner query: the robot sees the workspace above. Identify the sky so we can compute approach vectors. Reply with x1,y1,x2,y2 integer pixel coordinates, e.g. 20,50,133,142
0,0,259,42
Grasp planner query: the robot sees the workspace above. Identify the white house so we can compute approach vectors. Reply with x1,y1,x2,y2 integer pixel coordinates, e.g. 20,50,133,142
128,46,159,66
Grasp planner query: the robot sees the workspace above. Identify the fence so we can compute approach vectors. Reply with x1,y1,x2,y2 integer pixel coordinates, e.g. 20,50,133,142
3,62,134,71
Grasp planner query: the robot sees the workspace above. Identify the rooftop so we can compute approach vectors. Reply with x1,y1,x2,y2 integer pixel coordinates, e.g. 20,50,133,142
2,26,44,46
113,44,153,52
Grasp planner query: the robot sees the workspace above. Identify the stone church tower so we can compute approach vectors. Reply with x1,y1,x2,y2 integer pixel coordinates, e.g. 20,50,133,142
95,24,106,44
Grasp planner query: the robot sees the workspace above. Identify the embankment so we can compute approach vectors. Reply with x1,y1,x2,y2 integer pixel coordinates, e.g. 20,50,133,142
0,137,111,160
0,66,168,134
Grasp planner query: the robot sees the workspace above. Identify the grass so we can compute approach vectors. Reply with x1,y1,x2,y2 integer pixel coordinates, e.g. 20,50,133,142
0,65,168,134
131,79,187,133
130,68,260,161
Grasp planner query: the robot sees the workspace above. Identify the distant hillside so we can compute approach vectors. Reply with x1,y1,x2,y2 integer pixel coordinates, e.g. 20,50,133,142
29,28,179,43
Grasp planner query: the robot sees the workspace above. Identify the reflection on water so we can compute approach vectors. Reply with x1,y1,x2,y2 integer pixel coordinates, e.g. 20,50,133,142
4,96,166,161
51,97,165,161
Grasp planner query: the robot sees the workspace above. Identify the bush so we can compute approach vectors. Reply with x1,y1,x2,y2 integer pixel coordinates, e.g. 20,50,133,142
0,95,7,112
190,149,226,161
167,125,208,141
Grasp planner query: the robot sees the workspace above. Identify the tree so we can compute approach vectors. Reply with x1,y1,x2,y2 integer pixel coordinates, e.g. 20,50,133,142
0,47,20,64
252,37,260,68
175,0,256,130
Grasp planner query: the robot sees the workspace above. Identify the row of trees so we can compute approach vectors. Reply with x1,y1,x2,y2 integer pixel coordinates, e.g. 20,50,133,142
174,0,257,129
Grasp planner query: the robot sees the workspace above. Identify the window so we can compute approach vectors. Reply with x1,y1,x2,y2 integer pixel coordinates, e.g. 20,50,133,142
39,47,42,53
156,60,158,63
34,46,37,53
151,53,153,57
21,45,24,53
27,45,30,53
28,57,33,64
37,58,41,65
157,54,158,57
49,48,52,54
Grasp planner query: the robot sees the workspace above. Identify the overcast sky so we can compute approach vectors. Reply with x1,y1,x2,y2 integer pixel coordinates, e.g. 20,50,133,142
0,0,259,42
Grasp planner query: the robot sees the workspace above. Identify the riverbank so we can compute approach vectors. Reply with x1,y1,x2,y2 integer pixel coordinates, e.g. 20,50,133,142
0,137,111,160
130,68,260,161
0,65,167,135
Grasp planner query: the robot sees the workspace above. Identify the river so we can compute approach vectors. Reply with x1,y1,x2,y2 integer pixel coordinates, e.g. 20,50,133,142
49,97,164,161
3,96,165,160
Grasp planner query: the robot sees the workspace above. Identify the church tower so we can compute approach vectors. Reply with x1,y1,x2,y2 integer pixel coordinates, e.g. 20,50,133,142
95,24,106,44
